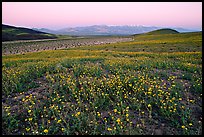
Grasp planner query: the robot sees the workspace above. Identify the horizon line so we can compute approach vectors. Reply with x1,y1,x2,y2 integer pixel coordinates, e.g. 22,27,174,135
2,23,202,31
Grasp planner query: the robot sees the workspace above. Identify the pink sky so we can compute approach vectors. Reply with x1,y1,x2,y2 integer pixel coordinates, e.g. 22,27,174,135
2,2,202,30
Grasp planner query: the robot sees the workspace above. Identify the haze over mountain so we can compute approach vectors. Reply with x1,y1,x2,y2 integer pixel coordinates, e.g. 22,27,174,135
33,25,197,36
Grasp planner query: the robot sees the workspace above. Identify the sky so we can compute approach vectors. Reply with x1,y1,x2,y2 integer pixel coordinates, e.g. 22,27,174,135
2,2,202,30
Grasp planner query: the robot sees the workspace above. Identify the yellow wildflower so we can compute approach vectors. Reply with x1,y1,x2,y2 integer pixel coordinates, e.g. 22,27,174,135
116,118,121,124
28,110,31,113
107,127,112,131
57,119,62,123
189,100,194,103
26,127,30,132
97,112,101,117
44,129,48,133
75,112,81,117
28,118,33,121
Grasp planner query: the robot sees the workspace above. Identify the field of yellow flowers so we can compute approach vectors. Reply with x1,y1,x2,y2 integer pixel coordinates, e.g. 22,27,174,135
2,32,202,135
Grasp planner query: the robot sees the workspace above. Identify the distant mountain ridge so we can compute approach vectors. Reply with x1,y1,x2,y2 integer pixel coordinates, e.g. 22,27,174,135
33,25,197,36
2,24,57,41
2,24,199,41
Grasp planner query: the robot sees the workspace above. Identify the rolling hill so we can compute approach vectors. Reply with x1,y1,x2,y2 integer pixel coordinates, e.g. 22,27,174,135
2,24,58,41
146,28,179,35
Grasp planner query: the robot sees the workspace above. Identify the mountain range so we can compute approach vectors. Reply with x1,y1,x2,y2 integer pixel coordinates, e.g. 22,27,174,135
33,25,197,36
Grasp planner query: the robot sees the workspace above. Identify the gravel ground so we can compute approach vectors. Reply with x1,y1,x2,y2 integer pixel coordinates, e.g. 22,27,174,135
2,37,133,55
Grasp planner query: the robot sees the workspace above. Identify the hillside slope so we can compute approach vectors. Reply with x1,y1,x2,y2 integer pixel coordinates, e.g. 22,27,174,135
75,31,202,53
146,28,179,35
2,24,57,41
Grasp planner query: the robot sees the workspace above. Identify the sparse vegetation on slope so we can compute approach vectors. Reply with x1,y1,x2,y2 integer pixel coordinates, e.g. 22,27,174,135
2,24,58,41
74,31,201,53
